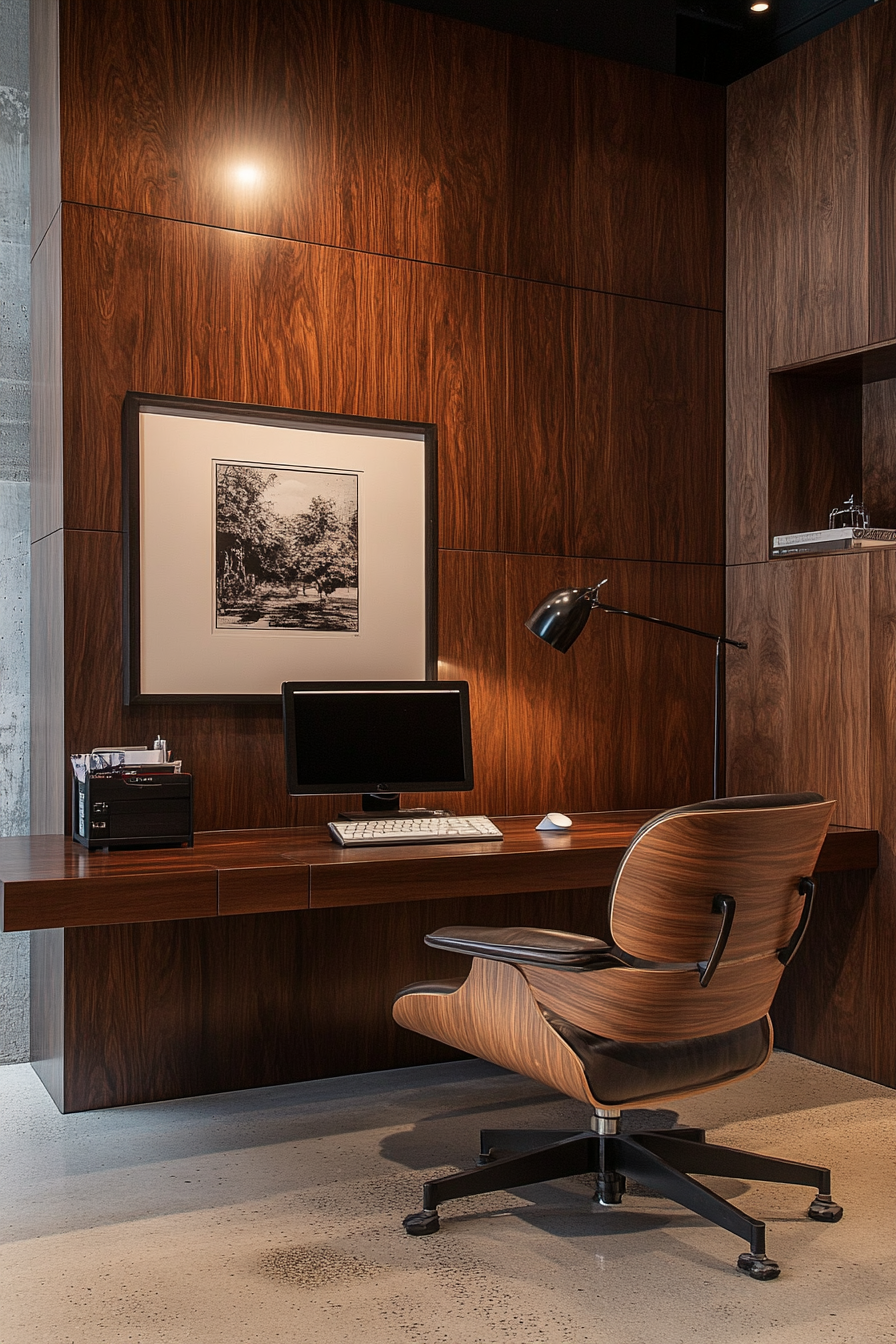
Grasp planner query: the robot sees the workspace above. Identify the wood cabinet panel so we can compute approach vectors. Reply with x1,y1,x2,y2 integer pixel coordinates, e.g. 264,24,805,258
726,14,870,565
506,554,725,818
726,555,870,828
31,212,63,545
30,532,65,836
575,295,724,565
869,0,896,344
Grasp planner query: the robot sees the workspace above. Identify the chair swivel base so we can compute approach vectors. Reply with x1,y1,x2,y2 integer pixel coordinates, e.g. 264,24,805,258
403,1126,843,1279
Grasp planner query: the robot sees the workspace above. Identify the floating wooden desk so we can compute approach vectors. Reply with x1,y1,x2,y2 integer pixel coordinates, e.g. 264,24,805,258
0,812,878,1113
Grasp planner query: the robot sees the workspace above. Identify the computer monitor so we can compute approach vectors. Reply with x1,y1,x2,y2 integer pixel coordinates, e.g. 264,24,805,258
282,681,474,815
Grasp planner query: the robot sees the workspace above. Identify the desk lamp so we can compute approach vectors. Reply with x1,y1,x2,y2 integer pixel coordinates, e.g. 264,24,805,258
525,579,747,800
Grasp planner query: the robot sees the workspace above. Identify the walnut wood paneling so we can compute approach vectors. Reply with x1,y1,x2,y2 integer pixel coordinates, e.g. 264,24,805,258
29,927,64,1108
504,34,575,288
572,60,724,311
4,871,217,932
869,0,896,344
497,277,576,557
29,0,60,256
861,378,896,529
767,372,864,542
31,211,63,544
575,294,724,564
726,14,870,565
507,554,725,818
770,869,887,1083
54,887,613,1110
726,555,870,828
55,0,722,308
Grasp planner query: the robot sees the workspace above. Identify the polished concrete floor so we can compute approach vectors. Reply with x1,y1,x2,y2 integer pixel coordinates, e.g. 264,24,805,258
1,1051,894,1343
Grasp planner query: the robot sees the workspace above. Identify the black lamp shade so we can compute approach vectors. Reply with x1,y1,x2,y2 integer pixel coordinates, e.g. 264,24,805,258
525,587,594,653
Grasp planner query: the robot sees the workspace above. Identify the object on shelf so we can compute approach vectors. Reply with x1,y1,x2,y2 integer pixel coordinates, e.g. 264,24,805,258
828,495,869,530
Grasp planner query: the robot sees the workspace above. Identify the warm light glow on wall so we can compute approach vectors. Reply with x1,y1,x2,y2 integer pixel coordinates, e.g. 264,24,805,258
233,163,262,186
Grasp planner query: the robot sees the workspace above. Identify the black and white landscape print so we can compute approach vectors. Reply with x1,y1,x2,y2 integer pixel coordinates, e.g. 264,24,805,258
215,462,359,631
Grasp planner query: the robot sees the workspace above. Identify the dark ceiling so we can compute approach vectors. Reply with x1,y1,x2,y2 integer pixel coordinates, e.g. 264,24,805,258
394,0,882,83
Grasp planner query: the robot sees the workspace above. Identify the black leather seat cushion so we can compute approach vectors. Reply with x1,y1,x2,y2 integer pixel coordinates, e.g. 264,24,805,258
544,1010,770,1106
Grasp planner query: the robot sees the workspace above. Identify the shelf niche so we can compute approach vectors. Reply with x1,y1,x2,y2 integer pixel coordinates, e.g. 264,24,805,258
768,341,896,549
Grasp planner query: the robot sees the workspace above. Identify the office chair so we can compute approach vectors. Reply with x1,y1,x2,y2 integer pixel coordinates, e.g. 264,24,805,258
393,793,842,1280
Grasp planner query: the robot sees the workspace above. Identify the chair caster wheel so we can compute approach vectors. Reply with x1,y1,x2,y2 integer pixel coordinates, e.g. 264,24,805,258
737,1253,780,1281
475,1150,495,1166
404,1209,440,1236
808,1196,843,1222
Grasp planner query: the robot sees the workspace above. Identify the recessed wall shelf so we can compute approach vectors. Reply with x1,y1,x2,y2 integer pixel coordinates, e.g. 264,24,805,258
768,339,896,552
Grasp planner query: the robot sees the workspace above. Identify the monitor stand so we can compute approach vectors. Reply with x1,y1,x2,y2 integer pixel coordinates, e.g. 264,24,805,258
337,792,451,820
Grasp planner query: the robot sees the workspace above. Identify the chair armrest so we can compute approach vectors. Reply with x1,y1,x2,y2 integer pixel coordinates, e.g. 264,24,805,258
424,925,623,970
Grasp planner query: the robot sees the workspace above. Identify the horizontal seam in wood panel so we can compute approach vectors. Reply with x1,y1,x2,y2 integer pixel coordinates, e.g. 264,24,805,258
59,200,725,316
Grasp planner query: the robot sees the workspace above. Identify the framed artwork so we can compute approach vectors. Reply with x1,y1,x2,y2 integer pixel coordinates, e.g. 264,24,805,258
122,394,438,702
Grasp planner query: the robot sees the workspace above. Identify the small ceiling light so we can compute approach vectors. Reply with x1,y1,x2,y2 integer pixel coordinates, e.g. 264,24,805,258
750,3,770,10
233,164,262,186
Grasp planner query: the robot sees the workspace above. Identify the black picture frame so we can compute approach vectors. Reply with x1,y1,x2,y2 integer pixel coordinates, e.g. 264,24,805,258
122,393,438,703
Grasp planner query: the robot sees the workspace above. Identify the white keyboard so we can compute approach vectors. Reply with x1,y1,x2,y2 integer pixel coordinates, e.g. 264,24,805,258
328,815,504,847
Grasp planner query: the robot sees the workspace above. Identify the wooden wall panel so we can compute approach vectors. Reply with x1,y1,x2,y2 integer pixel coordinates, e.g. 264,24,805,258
57,885,613,1111
869,0,896,344
55,0,722,310
726,555,870,828
575,295,724,565
726,14,870,565
573,60,724,311
862,378,896,529
507,555,724,817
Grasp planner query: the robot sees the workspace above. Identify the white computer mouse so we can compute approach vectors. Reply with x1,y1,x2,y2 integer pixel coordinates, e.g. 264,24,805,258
535,812,573,831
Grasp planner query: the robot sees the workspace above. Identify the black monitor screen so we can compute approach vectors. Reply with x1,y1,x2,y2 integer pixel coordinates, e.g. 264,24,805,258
283,681,474,795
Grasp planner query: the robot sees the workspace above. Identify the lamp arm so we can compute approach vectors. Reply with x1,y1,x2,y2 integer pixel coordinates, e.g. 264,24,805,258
590,595,748,651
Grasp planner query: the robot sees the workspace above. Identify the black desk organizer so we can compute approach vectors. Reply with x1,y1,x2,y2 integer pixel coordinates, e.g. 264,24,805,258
72,768,194,850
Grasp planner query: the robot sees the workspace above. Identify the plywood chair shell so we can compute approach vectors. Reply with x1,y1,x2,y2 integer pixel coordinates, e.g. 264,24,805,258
608,800,836,963
393,957,598,1106
524,952,784,1043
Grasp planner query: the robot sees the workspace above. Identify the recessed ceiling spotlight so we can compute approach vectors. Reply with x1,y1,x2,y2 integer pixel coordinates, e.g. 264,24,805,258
233,164,262,186
750,2,770,10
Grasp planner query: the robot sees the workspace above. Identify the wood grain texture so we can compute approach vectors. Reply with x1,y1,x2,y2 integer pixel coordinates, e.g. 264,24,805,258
30,211,63,544
726,555,870,828
0,812,871,931
30,531,65,836
608,800,834,962
869,0,896,343
497,277,576,556
862,378,896,529
767,372,863,543
393,955,595,1106
506,555,725,816
29,0,60,256
46,887,614,1110
572,59,724,310
524,959,782,1043
29,927,64,1108
3,870,217,933
575,294,724,564
53,0,721,308
726,14,870,566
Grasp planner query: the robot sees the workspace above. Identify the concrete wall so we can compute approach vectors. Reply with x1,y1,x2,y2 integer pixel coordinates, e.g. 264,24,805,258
0,0,31,1063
